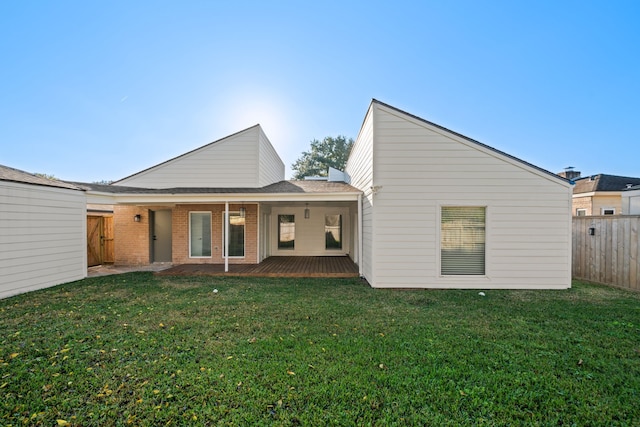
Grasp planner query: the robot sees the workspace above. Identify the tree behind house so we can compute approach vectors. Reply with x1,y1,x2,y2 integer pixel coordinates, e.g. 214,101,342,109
291,135,353,179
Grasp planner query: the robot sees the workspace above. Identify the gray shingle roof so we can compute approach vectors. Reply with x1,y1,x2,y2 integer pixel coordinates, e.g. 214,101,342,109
72,180,361,195
0,164,82,190
573,174,640,194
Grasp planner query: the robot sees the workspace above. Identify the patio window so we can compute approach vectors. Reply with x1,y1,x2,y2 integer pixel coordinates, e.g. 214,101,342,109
325,214,342,250
278,215,295,249
223,212,245,257
440,206,485,275
189,212,211,257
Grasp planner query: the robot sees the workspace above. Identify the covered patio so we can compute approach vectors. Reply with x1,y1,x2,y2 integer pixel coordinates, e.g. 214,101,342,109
156,256,359,278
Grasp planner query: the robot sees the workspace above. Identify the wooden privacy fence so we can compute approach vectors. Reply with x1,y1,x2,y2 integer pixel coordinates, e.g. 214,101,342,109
572,216,640,291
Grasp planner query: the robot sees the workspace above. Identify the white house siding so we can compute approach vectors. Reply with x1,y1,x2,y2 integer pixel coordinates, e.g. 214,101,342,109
258,128,285,187
345,106,375,283
622,190,640,214
0,181,86,299
368,103,572,289
114,126,269,189
269,206,351,256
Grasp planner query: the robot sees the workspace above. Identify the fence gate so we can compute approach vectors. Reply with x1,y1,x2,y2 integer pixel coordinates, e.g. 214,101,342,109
87,215,114,267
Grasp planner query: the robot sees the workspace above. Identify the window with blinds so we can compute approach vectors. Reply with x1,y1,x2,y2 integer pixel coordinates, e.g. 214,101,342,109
441,206,486,275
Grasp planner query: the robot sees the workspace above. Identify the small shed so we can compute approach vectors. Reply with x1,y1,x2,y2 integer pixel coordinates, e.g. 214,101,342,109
0,165,87,299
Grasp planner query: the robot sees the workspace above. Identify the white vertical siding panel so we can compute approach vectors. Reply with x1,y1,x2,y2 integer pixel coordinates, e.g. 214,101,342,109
0,182,86,299
370,104,572,289
115,126,262,188
258,128,285,187
345,106,375,283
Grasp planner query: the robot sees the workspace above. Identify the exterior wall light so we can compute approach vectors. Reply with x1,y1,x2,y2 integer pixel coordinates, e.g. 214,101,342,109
134,214,142,222
239,207,246,218
304,203,310,219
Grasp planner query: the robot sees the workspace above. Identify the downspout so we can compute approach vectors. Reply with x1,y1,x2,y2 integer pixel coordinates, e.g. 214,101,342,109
224,201,229,273
358,193,363,277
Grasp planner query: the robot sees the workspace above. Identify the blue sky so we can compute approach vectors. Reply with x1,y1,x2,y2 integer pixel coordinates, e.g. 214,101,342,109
1,1,638,182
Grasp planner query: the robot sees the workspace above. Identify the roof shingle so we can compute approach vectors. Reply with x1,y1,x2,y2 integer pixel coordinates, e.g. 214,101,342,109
0,164,82,190
72,180,361,195
573,174,640,194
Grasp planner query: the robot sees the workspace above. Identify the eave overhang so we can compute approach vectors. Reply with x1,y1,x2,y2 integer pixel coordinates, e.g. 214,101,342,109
572,191,621,198
86,190,362,206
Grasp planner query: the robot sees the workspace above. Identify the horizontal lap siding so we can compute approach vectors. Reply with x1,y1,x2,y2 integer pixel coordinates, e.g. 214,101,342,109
115,127,260,188
0,182,86,298
371,105,571,289
258,129,285,186
345,107,374,283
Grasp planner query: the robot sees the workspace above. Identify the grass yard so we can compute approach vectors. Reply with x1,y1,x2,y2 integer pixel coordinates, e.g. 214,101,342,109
1,274,639,426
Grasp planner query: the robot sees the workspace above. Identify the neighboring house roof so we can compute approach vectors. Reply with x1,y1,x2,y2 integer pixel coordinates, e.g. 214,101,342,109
0,164,82,191
573,174,640,194
371,99,571,185
74,180,361,195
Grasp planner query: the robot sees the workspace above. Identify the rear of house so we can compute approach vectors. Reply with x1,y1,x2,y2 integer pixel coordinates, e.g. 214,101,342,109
88,126,361,269
345,100,572,289
0,165,86,299
85,99,572,289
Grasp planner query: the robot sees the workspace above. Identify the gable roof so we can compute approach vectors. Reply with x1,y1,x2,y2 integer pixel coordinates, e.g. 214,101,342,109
112,124,261,184
573,174,640,194
371,99,571,185
111,124,283,188
0,164,82,191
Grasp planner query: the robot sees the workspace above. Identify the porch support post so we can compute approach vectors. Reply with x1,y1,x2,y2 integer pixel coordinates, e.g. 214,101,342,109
256,203,260,264
357,193,363,276
224,201,229,273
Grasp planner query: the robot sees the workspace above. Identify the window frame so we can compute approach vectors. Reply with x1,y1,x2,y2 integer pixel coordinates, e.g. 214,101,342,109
222,211,245,258
325,214,343,250
576,208,587,216
439,205,487,277
278,214,295,250
601,208,615,215
189,211,212,258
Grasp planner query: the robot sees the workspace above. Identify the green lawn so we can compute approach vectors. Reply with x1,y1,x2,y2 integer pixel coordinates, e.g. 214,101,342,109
1,274,639,426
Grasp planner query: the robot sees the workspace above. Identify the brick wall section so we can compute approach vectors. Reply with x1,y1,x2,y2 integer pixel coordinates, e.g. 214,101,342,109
114,205,150,265
572,196,592,216
114,203,258,265
172,204,258,264
573,195,623,216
